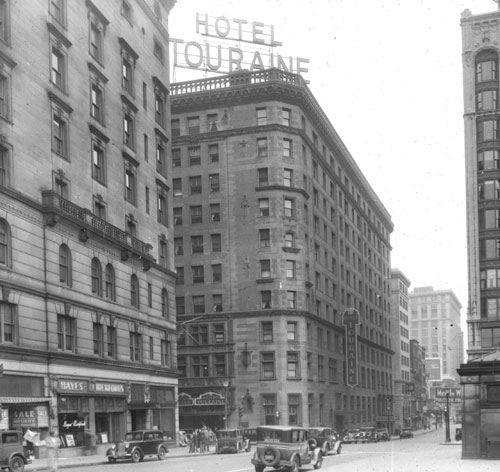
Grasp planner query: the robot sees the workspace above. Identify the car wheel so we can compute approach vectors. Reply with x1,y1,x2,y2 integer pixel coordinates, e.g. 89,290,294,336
131,449,142,463
289,456,300,472
108,457,117,463
323,442,330,455
337,444,342,454
314,452,323,469
255,466,265,472
158,446,167,460
9,456,24,472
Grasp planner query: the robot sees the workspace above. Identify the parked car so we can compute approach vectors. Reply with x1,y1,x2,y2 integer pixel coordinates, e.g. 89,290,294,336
251,425,322,472
342,429,360,444
106,430,169,463
215,428,250,453
376,428,390,441
308,427,342,455
400,428,414,439
0,430,32,472
359,427,378,443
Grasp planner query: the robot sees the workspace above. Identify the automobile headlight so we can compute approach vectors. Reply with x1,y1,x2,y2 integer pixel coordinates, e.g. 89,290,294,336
124,442,130,448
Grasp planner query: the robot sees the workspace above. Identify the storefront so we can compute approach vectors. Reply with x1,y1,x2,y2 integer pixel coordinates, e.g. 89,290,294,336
55,377,127,448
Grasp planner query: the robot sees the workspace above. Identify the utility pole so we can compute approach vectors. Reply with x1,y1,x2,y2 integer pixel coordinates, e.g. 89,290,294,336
445,393,451,443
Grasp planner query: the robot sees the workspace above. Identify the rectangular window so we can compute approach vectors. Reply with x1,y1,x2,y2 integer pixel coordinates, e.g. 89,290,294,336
190,205,202,224
90,82,104,122
286,260,296,279
171,118,180,137
192,265,204,283
172,148,181,167
284,198,295,218
193,295,205,313
213,294,223,312
189,176,202,194
157,191,167,225
287,291,297,309
174,237,183,256
155,91,165,127
282,108,291,126
215,354,226,376
209,143,219,162
477,90,498,111
176,297,185,315
189,146,201,165
478,119,500,142
188,116,200,135
262,321,273,342
284,168,293,187
287,322,297,341
212,264,222,283
209,174,220,192
287,351,299,379
51,46,66,90
259,229,270,247
288,394,301,425
106,326,116,358
257,107,267,126
124,166,136,204
260,259,271,278
130,332,142,362
50,0,65,26
261,352,275,379
259,198,270,217
92,141,106,184
160,340,170,366
207,113,218,131
477,59,498,83
57,315,74,351
159,238,167,268
173,207,183,225
90,22,103,62
122,57,133,94
191,235,204,254
123,112,135,149
211,233,221,252
175,267,184,285
52,114,67,157
156,141,167,176
283,139,292,158
258,168,268,186
257,138,268,157
210,203,221,222
214,324,225,344
261,291,271,309
0,73,10,120
0,302,15,343
93,323,103,356
478,149,500,171
173,178,182,196
192,355,209,377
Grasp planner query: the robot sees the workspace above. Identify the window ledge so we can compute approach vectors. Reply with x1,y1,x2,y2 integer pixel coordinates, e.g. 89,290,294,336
256,278,274,284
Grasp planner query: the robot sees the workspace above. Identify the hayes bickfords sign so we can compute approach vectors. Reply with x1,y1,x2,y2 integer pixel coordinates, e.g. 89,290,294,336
170,13,309,77
57,379,125,395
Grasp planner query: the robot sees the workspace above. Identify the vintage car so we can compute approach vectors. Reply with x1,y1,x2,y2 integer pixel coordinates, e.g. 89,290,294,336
376,428,390,441
308,427,342,455
215,428,250,453
342,429,360,444
400,428,414,439
251,425,322,472
106,430,169,463
0,431,32,472
359,427,378,443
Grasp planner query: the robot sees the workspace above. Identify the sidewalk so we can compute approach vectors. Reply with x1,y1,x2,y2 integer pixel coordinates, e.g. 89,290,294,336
26,446,212,471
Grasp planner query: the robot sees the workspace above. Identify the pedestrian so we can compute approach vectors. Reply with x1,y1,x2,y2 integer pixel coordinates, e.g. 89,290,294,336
46,430,61,472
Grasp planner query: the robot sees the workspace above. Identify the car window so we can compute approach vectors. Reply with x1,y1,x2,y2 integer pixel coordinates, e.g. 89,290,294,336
134,432,143,440
3,433,19,444
309,429,320,435
144,433,153,440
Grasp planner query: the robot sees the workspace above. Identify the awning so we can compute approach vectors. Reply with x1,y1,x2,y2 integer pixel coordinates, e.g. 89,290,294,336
0,397,49,404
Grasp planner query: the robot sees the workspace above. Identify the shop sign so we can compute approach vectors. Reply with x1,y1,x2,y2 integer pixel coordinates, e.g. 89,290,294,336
60,418,86,430
170,13,309,77
11,406,48,428
342,308,360,387
94,382,125,394
58,379,88,392
178,393,193,406
194,392,224,406
436,388,461,399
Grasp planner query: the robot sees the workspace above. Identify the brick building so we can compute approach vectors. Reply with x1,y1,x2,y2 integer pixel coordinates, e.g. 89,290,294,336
0,0,177,453
171,69,394,432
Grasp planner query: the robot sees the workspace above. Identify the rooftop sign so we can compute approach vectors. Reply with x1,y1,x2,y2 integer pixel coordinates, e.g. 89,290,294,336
170,13,310,78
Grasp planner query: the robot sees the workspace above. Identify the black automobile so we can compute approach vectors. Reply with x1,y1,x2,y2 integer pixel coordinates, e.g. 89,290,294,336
106,430,169,463
400,428,414,439
308,427,342,455
0,431,32,472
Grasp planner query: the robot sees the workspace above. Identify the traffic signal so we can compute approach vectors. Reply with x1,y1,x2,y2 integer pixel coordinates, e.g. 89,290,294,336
239,407,243,417
275,410,280,419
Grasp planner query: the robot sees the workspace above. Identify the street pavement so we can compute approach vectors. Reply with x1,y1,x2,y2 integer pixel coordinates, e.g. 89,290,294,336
23,428,473,471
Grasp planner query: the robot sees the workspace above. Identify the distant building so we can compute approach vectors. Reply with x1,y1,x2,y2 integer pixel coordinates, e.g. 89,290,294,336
0,0,178,452
409,287,463,382
460,3,500,459
171,69,394,432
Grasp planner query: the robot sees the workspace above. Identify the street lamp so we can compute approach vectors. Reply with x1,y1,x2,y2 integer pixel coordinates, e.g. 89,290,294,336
222,380,229,429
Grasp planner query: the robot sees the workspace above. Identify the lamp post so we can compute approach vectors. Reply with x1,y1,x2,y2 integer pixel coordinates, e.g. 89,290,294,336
386,396,391,433
445,393,451,443
222,380,229,429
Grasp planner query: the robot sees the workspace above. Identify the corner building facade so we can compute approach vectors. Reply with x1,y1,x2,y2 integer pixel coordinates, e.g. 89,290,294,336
0,0,178,454
171,69,394,432
461,5,500,459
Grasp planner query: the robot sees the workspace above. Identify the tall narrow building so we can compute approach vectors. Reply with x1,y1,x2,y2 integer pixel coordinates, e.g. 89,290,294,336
461,3,500,459
171,69,394,432
0,0,177,452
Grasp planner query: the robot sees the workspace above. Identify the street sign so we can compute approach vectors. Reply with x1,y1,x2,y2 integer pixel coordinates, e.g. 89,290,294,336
435,388,461,399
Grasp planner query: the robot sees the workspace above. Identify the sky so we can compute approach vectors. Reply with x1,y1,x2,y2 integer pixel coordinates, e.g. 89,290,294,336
168,0,499,331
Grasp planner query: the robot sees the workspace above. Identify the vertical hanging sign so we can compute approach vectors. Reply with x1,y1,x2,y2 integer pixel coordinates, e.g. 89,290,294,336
342,308,360,387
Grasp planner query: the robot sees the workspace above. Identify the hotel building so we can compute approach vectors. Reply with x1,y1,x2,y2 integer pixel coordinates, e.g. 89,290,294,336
171,69,394,432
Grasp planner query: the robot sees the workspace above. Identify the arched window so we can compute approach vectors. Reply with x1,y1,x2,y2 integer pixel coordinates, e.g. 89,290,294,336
130,274,140,308
161,288,168,318
0,218,12,267
91,258,102,296
105,264,116,301
59,244,72,286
